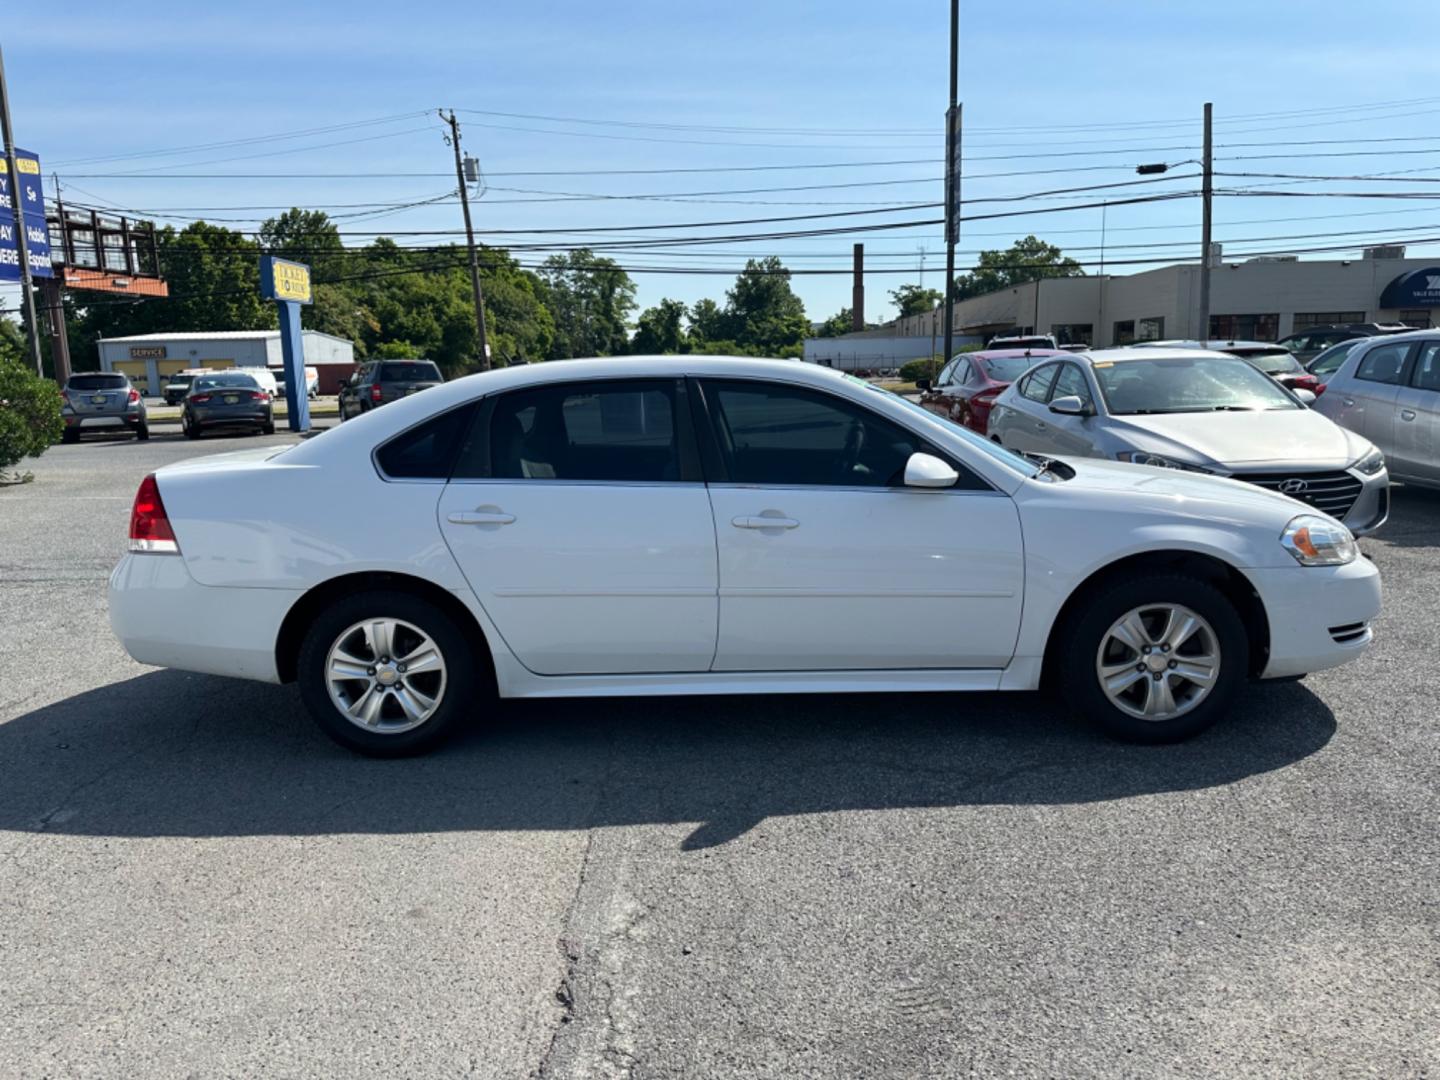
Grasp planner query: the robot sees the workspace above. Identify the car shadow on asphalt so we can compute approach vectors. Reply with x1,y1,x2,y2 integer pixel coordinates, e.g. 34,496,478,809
1373,485,1440,549
0,671,1337,849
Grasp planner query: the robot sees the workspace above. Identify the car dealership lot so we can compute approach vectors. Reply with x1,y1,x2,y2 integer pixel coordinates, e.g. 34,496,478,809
2,433,1438,1078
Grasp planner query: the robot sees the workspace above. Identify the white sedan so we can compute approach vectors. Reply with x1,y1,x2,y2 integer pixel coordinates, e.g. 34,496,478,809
111,357,1381,755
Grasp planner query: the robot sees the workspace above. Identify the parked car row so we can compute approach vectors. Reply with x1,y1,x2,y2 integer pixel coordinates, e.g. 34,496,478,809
112,355,1381,757
163,365,316,405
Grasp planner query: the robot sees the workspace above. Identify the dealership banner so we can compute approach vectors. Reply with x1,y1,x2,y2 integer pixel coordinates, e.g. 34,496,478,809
0,148,54,281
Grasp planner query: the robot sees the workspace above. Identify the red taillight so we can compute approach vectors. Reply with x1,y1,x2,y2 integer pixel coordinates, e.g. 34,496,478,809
1314,382,1327,396
251,390,271,402
370,384,383,403
128,388,141,404
129,474,179,554
972,385,1004,404
190,393,212,404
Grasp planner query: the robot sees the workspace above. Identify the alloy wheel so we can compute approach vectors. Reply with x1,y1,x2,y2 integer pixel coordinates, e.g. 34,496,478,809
1095,603,1220,721
325,617,448,734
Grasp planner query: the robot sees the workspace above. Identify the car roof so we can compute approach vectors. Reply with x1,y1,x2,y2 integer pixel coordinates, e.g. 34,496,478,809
1077,346,1253,365
969,348,1068,361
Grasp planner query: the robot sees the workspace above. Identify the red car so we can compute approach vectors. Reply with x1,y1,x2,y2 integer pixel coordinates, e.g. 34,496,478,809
916,348,1068,434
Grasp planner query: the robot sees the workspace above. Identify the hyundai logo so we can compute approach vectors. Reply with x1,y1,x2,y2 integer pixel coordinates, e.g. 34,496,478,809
1279,478,1309,495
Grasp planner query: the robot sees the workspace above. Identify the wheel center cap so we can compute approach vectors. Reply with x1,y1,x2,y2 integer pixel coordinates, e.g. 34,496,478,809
376,664,399,685
1146,653,1169,673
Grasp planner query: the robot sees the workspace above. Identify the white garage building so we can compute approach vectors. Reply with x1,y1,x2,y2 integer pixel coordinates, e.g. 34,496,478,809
96,330,356,396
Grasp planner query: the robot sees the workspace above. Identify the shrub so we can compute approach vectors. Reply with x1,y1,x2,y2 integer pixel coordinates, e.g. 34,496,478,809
899,356,943,382
0,353,63,483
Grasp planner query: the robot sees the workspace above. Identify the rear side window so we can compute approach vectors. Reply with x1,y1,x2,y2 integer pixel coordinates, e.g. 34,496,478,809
481,380,687,483
375,402,478,480
1018,364,1060,402
1354,342,1411,386
68,374,128,391
1412,342,1440,392
380,362,442,382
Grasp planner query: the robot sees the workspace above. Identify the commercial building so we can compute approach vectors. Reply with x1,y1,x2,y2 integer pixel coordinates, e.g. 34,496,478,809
887,254,1439,349
95,330,357,396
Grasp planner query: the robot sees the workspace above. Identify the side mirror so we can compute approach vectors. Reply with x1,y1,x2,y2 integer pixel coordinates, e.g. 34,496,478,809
1292,388,1317,406
915,378,932,392
1049,394,1089,416
903,451,959,489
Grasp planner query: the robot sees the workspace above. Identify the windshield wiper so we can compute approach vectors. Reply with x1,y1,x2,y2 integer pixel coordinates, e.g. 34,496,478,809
1208,405,1260,411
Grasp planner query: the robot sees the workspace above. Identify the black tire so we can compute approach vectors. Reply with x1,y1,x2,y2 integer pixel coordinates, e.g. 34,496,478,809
135,422,150,441
262,420,276,435
296,589,479,757
1058,573,1248,744
183,417,200,439
61,428,79,444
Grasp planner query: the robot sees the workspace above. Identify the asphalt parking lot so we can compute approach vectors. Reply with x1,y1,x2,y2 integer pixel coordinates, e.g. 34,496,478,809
2,429,1437,1079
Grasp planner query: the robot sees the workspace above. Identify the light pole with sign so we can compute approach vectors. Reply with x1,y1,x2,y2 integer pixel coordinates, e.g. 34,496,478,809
260,256,312,433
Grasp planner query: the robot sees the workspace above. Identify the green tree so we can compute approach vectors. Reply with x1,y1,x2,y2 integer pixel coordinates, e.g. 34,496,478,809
0,329,64,482
687,297,731,345
724,256,808,354
889,283,943,318
539,249,637,359
956,235,1083,299
814,307,855,338
631,298,689,354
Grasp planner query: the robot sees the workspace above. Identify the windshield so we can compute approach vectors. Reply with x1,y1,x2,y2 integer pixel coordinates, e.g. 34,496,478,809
193,374,260,391
380,361,442,381
68,374,128,391
866,383,1039,477
979,356,1045,383
1240,350,1303,375
1093,356,1299,414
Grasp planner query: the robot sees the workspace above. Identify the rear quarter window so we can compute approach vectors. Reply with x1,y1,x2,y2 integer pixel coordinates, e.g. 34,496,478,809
375,403,478,479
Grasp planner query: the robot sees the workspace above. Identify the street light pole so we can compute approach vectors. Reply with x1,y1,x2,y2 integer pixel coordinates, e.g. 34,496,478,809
0,45,43,378
940,0,960,371
441,109,491,372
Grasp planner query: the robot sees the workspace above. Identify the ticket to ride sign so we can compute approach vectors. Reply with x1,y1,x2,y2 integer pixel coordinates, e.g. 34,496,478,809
0,149,54,282
260,256,312,304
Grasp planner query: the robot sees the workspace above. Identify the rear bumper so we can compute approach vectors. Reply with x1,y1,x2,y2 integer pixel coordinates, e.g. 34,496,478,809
109,554,300,683
1249,557,1382,678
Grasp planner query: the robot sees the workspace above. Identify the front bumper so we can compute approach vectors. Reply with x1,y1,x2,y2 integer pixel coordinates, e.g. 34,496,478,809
1248,556,1382,679
109,554,300,683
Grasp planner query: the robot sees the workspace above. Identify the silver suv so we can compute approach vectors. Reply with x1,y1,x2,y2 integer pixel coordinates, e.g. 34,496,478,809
60,372,149,443
1313,330,1440,490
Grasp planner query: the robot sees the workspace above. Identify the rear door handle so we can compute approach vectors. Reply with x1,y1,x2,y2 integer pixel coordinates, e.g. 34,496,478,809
1401,409,1417,421
732,515,800,530
447,511,516,526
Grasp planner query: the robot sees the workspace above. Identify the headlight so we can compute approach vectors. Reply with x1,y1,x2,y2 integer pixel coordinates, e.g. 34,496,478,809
1353,448,1385,476
1115,451,1215,474
1280,514,1358,567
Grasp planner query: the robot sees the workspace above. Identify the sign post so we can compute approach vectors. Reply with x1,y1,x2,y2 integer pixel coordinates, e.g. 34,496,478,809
259,256,312,433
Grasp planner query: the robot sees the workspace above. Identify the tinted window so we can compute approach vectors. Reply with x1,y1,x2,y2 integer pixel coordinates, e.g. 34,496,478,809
379,362,443,382
980,355,1044,383
1412,342,1440,392
193,373,260,391
703,380,925,488
375,403,477,480
1243,350,1304,376
1018,364,1060,402
1354,342,1411,386
486,380,682,482
1050,363,1091,405
68,374,127,391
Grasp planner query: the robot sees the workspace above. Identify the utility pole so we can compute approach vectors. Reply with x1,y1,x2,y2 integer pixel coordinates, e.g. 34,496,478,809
1199,101,1213,342
851,243,864,331
440,109,491,371
940,0,960,371
0,45,44,378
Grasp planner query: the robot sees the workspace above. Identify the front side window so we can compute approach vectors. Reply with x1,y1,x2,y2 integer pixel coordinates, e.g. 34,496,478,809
948,359,971,385
1050,363,1092,406
1354,342,1412,386
702,380,930,488
1309,340,1364,378
484,380,684,483
1410,341,1440,392
1019,364,1060,402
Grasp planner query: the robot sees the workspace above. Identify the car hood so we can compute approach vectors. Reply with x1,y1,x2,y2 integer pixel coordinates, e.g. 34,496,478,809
1104,408,1367,469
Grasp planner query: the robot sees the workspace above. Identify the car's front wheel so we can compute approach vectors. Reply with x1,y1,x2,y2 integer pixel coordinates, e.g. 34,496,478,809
297,590,477,756
1059,573,1247,743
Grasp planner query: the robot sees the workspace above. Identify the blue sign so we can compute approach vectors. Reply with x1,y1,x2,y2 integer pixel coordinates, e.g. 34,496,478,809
1379,266,1440,309
0,148,53,282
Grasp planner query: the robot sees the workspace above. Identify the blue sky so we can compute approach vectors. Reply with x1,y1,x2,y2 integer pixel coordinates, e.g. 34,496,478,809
6,1,1440,326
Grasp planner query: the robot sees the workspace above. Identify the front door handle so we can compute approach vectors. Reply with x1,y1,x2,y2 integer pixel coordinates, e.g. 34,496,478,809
1401,409,1417,421
448,510,516,526
1343,397,1356,407
732,514,800,530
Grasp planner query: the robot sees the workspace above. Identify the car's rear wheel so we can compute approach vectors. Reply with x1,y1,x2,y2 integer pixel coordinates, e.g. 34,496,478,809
61,428,79,444
135,421,149,441
1059,573,1247,743
262,418,276,435
297,590,477,756
182,417,200,439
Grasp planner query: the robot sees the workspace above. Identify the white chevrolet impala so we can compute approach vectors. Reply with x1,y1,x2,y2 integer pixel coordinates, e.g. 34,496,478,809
110,357,1381,755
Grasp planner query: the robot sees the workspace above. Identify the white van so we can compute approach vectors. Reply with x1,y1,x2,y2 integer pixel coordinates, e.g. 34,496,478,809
236,367,279,397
